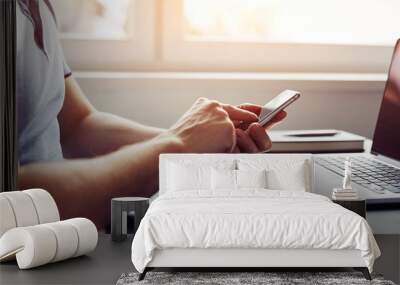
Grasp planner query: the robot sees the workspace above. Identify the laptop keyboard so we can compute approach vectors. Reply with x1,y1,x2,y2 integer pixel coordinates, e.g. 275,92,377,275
315,156,400,194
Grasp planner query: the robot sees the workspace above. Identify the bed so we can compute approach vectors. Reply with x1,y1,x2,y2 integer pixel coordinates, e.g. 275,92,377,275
131,154,380,280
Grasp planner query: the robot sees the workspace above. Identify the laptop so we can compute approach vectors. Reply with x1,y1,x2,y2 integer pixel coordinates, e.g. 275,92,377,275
314,39,400,209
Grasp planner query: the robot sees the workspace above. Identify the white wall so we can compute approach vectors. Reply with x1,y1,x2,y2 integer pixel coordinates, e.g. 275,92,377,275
76,73,386,139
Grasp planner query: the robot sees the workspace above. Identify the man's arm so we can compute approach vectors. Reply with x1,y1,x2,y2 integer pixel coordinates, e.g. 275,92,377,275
18,135,182,230
58,76,286,157
19,93,261,230
58,77,164,158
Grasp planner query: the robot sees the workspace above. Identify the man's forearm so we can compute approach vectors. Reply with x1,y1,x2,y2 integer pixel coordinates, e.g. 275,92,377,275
62,111,165,158
18,134,181,230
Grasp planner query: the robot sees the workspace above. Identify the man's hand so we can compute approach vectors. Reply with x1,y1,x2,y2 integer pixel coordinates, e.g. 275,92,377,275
165,98,259,153
21,94,285,229
232,104,287,153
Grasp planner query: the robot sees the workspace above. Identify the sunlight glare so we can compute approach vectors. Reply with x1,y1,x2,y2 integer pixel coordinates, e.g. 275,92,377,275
184,0,400,45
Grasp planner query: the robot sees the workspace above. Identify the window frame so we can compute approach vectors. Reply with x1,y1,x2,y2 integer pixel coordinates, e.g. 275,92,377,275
60,0,156,71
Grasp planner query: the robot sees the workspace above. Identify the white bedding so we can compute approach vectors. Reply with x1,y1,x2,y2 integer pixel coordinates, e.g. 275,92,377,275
131,190,380,273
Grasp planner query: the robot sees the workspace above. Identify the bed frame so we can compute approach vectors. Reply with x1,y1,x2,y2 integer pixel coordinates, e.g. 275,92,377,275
139,248,371,280
139,154,371,281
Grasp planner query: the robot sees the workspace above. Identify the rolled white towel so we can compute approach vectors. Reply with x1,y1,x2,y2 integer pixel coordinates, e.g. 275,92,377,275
0,191,39,227
23,189,60,224
0,218,98,269
0,225,57,268
64,218,98,257
42,221,79,262
0,189,60,239
0,195,17,237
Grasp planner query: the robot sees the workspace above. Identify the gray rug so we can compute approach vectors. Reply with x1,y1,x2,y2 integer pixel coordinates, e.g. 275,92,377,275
117,272,396,285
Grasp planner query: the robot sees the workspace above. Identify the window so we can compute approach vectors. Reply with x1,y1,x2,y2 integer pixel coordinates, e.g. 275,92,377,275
183,0,400,46
55,0,399,73
52,0,155,71
52,0,131,39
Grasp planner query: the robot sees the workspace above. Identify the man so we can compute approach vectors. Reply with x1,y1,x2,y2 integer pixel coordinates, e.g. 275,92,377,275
17,1,286,230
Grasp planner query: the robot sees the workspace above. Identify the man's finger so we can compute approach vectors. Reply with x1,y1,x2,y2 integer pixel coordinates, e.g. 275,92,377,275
263,111,287,129
222,104,259,122
232,120,244,128
236,128,259,153
232,104,262,129
237,104,262,116
232,120,251,129
247,123,272,152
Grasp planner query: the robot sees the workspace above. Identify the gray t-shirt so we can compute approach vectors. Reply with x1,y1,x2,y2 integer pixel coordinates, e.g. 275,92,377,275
17,1,71,165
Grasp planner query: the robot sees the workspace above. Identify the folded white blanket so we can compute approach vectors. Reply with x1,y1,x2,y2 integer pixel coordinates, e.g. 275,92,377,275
131,190,380,273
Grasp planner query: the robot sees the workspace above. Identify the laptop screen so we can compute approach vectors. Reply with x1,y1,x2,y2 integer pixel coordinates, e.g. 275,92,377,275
372,40,400,161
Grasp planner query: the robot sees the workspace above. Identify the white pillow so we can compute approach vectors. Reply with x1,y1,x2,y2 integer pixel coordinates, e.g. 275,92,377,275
237,156,311,192
236,169,268,189
166,159,236,192
267,167,307,191
167,163,211,191
211,169,268,190
211,169,236,190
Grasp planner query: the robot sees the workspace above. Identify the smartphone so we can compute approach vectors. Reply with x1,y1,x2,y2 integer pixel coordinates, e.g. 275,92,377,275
258,89,300,126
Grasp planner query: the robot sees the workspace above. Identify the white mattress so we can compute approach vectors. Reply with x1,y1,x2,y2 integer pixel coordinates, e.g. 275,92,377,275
131,190,380,273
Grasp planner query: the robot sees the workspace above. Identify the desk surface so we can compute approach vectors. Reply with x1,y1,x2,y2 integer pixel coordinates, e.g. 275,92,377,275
0,234,133,285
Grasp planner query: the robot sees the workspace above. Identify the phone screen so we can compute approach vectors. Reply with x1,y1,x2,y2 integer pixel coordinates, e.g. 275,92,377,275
259,90,300,126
